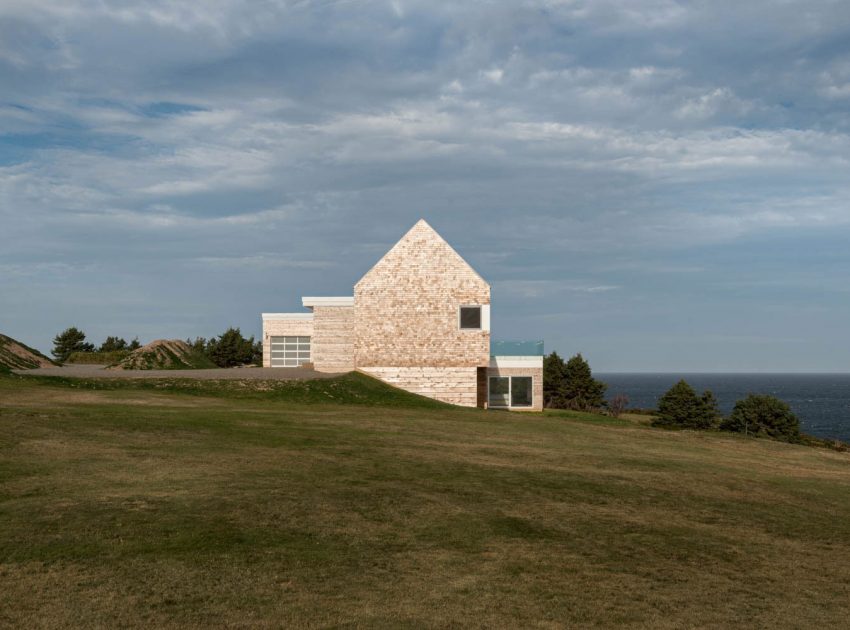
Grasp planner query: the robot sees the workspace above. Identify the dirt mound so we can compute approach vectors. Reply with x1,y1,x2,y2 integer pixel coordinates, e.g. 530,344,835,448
109,339,217,370
0,333,58,370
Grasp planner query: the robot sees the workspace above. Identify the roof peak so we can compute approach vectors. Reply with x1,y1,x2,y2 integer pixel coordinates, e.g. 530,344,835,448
355,218,489,288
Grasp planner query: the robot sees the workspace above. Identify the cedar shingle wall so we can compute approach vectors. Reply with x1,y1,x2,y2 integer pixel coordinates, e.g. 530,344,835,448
262,319,314,368
354,221,490,368
360,367,478,407
312,306,355,372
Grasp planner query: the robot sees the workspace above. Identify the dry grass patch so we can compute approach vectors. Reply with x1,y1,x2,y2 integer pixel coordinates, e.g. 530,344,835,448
1,375,849,628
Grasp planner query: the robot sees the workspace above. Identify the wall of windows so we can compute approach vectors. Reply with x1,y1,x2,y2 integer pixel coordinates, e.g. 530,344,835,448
488,375,533,408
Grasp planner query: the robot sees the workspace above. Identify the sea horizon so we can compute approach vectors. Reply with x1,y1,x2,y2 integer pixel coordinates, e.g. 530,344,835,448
594,372,850,443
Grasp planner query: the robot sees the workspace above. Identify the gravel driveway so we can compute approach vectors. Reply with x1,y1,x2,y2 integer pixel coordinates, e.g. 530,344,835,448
15,364,345,380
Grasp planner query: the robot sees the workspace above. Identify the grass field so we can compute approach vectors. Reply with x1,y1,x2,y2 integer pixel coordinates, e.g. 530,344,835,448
1,373,849,628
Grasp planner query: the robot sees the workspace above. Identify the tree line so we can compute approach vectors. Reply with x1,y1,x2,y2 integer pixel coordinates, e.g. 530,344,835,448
52,327,141,361
52,326,262,367
544,351,801,443
653,379,800,442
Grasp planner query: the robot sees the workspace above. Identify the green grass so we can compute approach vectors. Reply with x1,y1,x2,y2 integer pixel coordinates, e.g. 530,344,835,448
18,371,453,407
66,350,130,365
1,374,849,628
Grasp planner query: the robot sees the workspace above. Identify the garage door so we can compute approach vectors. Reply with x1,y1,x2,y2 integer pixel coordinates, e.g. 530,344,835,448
270,336,311,367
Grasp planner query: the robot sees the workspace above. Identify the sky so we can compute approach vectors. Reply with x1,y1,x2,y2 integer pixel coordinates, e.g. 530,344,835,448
2,0,850,372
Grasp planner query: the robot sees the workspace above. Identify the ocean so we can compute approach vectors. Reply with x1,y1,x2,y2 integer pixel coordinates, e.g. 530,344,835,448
597,373,850,443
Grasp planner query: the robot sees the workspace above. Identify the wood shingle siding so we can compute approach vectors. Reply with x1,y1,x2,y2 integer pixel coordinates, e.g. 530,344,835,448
354,220,490,370
359,367,479,407
312,306,355,372
260,219,542,410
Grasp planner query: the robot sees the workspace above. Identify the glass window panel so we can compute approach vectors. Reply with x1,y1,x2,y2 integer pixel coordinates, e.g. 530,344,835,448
511,377,533,407
489,377,510,407
460,306,481,329
298,336,310,343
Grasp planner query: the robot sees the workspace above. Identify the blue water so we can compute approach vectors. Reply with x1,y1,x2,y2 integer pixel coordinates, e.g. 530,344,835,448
598,373,850,442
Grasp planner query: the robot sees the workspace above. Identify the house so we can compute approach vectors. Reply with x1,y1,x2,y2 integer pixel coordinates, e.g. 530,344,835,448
261,219,544,411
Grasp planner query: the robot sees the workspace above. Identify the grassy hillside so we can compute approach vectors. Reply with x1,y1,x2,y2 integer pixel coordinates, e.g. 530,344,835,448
0,333,57,369
1,374,848,628
21,370,452,407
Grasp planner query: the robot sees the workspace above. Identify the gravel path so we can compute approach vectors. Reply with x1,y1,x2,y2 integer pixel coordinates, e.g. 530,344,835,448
14,364,345,380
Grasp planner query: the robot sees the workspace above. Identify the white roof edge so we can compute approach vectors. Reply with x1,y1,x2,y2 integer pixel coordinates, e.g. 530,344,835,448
301,296,354,307
262,313,315,320
489,356,544,368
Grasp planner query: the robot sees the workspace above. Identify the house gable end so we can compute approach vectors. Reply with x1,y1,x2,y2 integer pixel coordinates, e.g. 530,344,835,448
354,219,490,368
355,219,489,291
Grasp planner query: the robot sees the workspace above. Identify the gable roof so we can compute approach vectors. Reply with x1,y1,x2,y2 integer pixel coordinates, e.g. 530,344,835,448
355,219,489,289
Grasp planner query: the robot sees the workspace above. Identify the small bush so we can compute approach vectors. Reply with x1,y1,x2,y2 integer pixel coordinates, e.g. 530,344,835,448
608,393,629,418
721,394,800,443
67,351,130,365
653,380,719,430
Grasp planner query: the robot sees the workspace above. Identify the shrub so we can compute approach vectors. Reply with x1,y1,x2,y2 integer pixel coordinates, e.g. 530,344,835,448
721,394,800,442
67,351,129,365
608,393,629,418
98,336,128,352
653,380,719,429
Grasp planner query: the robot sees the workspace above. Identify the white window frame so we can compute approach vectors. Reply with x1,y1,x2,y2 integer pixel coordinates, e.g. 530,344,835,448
269,336,311,368
488,375,534,409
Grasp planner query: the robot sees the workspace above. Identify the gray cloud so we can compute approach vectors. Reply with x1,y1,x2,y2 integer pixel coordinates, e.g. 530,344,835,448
2,0,850,370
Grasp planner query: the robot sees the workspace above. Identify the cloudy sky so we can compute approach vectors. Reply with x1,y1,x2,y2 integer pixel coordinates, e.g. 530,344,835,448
2,0,850,371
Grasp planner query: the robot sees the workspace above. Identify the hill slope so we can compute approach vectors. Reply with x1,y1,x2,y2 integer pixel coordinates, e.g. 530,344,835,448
0,375,848,628
0,333,57,370
109,339,217,370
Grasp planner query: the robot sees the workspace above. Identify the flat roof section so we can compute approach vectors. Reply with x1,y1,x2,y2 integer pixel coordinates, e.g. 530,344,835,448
301,297,354,308
262,313,315,320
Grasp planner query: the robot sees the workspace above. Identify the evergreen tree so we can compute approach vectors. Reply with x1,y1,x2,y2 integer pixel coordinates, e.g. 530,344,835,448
206,328,258,367
653,380,719,429
52,327,94,362
721,394,800,442
127,337,142,351
186,337,208,355
700,390,721,427
98,336,128,352
562,353,607,411
543,351,568,408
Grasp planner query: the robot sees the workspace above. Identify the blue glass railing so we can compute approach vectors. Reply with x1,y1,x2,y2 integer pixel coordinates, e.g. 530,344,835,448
491,340,544,357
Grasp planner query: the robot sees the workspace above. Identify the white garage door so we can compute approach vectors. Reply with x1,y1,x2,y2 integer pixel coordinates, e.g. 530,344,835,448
270,336,311,367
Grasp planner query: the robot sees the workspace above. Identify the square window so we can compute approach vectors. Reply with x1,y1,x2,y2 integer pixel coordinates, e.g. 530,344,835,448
460,306,481,329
